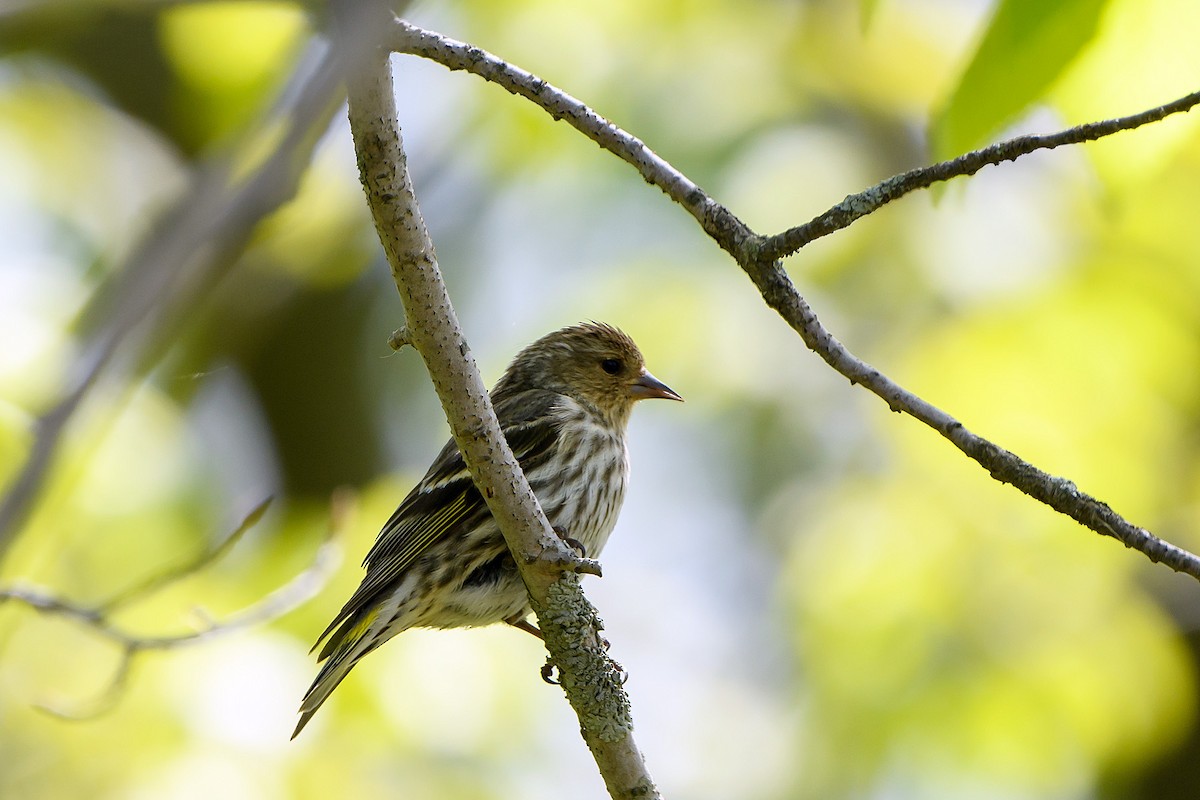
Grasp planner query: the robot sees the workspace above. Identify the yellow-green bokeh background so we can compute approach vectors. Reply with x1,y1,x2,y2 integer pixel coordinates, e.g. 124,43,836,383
2,1,1200,798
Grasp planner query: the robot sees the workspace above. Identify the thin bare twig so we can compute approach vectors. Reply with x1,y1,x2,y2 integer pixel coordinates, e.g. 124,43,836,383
98,497,273,614
390,20,1200,580
0,495,344,719
761,90,1200,260
344,28,659,799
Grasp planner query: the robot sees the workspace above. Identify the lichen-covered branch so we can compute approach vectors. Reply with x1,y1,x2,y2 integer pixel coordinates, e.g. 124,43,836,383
390,19,1200,580
344,41,659,800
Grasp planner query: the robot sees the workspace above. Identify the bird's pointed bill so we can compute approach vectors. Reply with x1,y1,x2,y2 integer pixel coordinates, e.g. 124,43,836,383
630,370,682,401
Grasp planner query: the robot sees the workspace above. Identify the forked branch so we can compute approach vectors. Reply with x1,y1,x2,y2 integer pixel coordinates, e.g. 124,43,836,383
0,497,341,719
391,19,1200,579
344,38,659,800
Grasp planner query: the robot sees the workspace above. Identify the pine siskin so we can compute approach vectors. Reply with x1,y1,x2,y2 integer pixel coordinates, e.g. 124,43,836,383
293,322,681,738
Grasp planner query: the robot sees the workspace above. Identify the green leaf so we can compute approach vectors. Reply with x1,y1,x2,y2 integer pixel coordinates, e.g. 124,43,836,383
931,0,1110,161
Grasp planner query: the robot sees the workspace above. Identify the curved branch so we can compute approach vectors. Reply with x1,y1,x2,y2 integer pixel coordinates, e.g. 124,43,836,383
762,90,1200,260
98,497,273,614
391,21,1200,580
0,496,341,719
344,34,659,800
390,21,752,257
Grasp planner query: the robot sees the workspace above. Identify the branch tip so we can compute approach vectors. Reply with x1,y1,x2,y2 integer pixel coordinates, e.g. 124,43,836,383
388,326,412,350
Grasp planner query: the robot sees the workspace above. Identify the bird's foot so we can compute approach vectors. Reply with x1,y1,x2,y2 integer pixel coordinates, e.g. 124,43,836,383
506,615,543,640
551,526,602,577
541,650,625,686
552,527,587,558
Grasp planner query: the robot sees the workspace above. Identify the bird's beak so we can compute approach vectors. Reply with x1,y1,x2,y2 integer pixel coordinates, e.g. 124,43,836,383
630,369,683,402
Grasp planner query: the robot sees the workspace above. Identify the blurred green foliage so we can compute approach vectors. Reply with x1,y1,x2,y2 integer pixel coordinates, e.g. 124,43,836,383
932,0,1110,162
2,1,1200,799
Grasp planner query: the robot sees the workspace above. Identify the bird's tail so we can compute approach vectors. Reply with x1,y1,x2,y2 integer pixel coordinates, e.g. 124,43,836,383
292,659,356,739
292,608,394,739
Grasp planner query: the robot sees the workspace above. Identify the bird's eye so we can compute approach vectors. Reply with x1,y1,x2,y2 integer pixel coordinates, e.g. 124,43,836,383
600,358,622,375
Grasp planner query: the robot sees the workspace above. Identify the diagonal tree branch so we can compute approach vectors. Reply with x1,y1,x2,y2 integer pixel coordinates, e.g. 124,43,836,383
761,90,1200,260
390,21,734,248
0,32,353,569
389,20,1200,580
343,31,659,800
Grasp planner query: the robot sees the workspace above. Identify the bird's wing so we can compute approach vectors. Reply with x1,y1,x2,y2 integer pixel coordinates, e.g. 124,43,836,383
310,389,562,658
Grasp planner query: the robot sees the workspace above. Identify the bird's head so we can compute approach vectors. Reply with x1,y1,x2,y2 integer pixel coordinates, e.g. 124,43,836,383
497,322,682,425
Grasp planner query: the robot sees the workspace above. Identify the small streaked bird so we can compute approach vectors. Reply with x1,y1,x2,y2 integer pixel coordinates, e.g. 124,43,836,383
293,322,681,738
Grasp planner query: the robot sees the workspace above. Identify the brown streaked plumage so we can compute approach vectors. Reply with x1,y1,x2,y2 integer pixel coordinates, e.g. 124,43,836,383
292,322,680,738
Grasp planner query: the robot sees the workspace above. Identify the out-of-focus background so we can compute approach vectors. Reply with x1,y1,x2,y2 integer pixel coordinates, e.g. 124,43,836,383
3,0,1200,798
